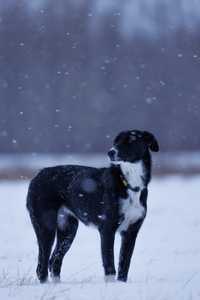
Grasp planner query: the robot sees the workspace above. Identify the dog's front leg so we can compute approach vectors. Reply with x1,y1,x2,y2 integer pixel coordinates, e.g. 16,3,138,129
117,220,143,282
99,227,116,282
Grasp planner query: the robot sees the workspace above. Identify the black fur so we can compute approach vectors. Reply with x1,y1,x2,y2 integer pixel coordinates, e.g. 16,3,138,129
27,130,159,283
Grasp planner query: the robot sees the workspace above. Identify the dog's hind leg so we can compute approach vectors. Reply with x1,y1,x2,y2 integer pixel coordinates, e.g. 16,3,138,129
28,209,57,283
27,188,58,283
28,204,57,283
49,212,78,281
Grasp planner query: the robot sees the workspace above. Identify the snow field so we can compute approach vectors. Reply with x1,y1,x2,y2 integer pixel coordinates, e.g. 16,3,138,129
0,176,200,299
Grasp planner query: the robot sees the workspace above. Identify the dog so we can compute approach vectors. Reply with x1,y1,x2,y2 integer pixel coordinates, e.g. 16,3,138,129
26,130,159,283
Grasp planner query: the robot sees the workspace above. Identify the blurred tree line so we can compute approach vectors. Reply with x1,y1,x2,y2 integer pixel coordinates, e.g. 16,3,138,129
0,0,200,153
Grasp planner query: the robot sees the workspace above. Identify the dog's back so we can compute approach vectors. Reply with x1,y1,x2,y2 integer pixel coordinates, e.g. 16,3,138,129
27,165,120,226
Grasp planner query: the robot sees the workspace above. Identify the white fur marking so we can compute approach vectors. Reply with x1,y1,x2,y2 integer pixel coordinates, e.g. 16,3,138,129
118,161,145,232
57,206,74,231
120,161,144,189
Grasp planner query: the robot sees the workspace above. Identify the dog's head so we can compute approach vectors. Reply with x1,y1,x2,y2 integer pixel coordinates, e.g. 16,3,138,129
108,130,159,163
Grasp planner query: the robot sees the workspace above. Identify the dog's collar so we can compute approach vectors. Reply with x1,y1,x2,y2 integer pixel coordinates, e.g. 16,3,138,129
120,174,140,193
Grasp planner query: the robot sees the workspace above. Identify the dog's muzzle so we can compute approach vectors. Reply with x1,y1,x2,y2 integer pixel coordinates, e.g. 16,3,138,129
108,148,118,161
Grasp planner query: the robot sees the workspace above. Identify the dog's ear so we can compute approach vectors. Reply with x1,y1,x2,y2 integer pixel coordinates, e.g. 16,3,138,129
143,131,159,152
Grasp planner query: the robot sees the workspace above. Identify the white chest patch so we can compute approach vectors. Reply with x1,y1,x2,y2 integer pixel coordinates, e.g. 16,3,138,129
117,161,146,233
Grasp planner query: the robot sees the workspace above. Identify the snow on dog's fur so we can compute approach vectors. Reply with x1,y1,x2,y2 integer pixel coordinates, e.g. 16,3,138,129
26,130,159,283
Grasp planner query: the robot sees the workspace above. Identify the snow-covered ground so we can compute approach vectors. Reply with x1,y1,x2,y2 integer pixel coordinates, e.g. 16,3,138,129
0,177,200,300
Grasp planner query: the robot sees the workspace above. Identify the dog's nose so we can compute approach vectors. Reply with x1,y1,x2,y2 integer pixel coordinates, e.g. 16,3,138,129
108,148,117,160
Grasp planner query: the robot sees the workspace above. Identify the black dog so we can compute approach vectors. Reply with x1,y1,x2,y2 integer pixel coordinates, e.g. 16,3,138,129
27,130,159,283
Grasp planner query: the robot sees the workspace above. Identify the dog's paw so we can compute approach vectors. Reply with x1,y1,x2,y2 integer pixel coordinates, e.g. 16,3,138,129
117,276,127,283
104,275,116,283
50,274,61,283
